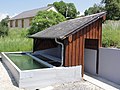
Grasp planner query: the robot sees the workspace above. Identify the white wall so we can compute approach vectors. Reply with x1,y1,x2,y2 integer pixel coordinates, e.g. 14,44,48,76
99,48,120,84
1,52,20,84
24,18,30,28
9,18,30,28
18,19,22,28
8,20,15,28
84,48,120,85
12,20,15,28
19,66,82,89
84,49,97,75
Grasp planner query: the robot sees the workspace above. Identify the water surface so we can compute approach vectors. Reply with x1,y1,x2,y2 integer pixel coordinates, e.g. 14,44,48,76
6,53,49,70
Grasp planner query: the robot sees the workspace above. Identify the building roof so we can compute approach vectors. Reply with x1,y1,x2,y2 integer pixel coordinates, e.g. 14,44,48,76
10,6,55,20
30,12,106,39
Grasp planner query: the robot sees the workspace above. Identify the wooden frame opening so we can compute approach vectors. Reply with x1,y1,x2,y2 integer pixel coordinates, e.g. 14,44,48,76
84,39,99,74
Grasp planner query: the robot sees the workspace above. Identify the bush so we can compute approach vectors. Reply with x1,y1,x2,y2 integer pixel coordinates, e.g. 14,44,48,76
0,16,9,37
0,24,9,36
28,10,66,35
102,20,120,47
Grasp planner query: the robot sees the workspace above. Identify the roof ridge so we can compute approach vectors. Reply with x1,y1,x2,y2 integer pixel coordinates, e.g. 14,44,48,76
76,12,106,20
64,12,106,23
22,6,52,13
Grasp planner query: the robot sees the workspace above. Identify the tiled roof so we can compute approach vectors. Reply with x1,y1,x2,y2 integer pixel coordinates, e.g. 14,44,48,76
10,6,54,20
30,12,106,39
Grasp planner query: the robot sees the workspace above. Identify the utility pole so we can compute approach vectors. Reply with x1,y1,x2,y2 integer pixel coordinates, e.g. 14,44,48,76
66,4,68,18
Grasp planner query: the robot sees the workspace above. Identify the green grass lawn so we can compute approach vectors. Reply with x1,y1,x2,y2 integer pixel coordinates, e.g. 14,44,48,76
0,28,33,52
102,20,120,48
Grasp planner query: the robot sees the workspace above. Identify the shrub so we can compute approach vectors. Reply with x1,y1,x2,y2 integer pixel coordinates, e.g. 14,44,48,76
0,24,9,37
102,20,120,47
0,16,9,37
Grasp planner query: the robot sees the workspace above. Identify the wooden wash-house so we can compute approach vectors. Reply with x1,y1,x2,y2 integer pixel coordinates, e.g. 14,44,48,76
30,12,106,76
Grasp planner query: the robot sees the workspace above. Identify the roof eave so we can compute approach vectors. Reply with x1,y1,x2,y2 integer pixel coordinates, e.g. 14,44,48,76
28,35,61,39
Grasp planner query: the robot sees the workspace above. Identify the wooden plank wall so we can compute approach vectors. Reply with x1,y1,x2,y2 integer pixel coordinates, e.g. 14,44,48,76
64,18,102,73
33,38,58,52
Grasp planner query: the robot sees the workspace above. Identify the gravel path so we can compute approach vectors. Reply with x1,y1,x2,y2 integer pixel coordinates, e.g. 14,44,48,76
53,81,104,90
0,60,104,90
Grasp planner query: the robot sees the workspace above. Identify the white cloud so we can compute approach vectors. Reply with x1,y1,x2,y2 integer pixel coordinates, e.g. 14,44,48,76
0,13,8,21
77,11,84,17
80,12,84,16
0,13,18,21
10,13,18,18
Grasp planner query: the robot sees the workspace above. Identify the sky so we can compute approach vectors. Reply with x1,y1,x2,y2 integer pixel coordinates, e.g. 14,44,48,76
0,0,101,21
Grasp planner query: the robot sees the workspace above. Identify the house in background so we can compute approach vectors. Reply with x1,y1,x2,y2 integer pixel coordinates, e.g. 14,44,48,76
8,6,58,28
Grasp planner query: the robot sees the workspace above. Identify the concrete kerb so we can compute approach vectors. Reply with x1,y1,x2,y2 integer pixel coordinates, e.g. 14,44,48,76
84,73,120,90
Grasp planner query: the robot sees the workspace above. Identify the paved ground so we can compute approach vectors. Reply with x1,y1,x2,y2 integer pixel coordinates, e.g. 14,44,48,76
0,60,104,90
53,81,104,90
0,60,24,90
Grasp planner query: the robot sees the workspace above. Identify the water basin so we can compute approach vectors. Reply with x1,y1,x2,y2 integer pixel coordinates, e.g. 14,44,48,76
1,52,81,89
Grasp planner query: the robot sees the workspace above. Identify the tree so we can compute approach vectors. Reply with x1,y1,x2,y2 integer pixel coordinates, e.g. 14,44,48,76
102,0,120,20
1,15,9,27
84,0,120,20
0,16,9,37
84,4,105,16
53,1,78,19
67,3,78,18
28,10,66,35
53,1,66,17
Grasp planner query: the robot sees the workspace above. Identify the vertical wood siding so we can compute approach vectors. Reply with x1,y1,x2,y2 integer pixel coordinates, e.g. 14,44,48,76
64,18,102,74
33,38,58,52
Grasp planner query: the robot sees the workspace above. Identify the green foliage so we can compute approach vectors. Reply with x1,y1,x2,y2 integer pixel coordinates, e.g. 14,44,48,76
84,4,105,15
0,28,33,52
0,24,9,36
84,0,120,20
28,10,66,35
1,16,9,26
53,1,78,19
0,16,9,36
102,0,120,20
53,1,66,17
102,21,120,47
67,3,78,19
